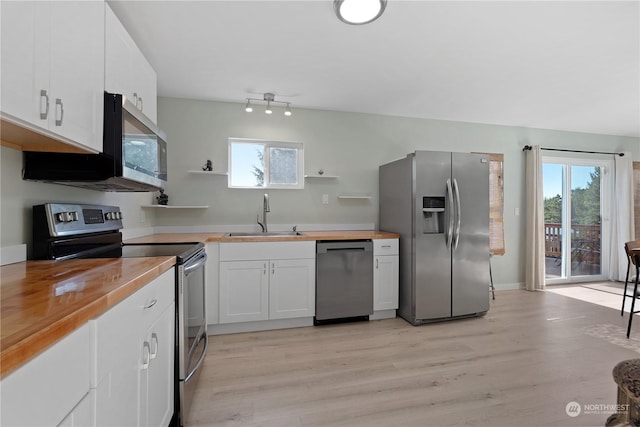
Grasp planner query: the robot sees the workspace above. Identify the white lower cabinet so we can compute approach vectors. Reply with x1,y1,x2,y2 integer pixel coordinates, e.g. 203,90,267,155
373,239,399,311
0,324,91,427
92,268,175,427
219,242,315,324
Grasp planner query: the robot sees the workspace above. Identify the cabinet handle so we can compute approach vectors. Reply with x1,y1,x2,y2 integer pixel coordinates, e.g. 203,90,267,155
376,258,379,269
142,341,151,370
39,90,49,120
263,263,267,275
150,333,158,359
272,262,275,275
55,98,64,126
381,245,391,248
144,298,158,309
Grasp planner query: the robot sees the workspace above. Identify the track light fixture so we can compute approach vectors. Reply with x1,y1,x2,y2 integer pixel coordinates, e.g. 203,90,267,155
244,93,292,116
334,0,386,25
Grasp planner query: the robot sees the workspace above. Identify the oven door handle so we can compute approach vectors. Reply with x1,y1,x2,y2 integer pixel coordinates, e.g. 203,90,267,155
185,332,208,383
184,251,207,276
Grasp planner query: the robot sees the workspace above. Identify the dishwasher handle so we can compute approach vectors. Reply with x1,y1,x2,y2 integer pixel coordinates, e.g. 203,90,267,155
316,240,373,254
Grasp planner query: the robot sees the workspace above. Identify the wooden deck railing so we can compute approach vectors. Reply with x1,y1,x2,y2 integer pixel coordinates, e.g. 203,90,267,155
544,223,601,264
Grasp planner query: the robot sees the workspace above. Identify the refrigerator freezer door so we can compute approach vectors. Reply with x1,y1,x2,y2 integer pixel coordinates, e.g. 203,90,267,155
414,151,452,320
451,152,490,317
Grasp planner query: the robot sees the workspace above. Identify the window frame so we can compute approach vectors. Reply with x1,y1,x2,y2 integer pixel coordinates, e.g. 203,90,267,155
228,138,304,189
474,152,505,255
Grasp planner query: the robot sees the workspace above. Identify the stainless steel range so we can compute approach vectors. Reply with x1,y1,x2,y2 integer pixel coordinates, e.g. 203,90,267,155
32,203,207,427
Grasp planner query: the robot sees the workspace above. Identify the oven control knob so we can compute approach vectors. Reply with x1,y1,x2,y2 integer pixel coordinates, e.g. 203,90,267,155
105,212,114,220
56,211,78,223
116,212,123,220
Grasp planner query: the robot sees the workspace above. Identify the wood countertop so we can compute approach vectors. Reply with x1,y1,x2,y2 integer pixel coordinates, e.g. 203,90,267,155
0,257,175,379
125,230,399,244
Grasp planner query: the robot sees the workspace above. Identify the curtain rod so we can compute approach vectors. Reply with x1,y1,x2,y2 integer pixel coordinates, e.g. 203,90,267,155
522,145,624,157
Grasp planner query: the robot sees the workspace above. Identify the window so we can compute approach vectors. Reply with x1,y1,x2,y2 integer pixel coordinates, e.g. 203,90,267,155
228,138,304,189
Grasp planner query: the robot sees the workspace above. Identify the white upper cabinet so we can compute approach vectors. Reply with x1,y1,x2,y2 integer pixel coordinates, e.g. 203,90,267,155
105,4,157,123
0,1,104,152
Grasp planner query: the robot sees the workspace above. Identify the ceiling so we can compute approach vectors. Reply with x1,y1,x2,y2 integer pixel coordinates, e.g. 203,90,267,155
108,0,640,138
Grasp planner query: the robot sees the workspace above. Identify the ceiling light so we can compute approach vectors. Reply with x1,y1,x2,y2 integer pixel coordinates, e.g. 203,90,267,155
334,0,386,25
243,92,292,117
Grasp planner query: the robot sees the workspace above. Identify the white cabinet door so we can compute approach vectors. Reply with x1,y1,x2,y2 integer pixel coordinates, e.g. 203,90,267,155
374,255,399,311
104,4,157,124
219,260,269,323
141,303,175,427
132,49,157,123
0,1,49,127
95,358,140,426
270,258,315,320
49,1,104,152
104,3,134,98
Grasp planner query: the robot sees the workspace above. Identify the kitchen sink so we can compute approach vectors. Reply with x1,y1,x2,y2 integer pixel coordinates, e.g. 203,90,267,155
225,231,303,237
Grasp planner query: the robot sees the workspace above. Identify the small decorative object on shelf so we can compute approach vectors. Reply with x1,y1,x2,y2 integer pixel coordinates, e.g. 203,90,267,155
202,160,213,171
156,188,169,205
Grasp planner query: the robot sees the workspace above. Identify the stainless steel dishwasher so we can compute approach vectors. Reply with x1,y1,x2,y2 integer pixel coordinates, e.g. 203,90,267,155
315,240,373,324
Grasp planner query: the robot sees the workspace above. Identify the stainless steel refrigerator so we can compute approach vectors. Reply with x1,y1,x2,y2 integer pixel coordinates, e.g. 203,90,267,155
379,151,490,324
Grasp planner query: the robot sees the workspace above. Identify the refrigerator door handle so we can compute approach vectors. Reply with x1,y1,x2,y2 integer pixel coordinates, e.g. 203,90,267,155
446,178,454,249
453,178,461,250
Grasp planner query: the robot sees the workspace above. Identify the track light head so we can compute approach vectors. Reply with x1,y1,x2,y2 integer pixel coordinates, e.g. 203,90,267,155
245,99,253,112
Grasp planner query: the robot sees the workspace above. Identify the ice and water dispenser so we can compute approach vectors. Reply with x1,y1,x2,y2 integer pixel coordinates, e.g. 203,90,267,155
422,196,445,234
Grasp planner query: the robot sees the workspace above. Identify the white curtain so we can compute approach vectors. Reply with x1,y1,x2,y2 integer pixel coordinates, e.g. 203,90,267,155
525,145,545,291
609,152,634,281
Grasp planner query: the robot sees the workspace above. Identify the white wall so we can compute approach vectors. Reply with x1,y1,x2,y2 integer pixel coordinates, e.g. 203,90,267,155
1,96,638,287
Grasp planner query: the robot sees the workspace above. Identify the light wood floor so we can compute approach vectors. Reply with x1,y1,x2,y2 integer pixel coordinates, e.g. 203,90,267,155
187,290,640,427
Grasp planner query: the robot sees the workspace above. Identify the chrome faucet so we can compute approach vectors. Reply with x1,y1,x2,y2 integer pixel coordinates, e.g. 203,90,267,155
257,193,270,232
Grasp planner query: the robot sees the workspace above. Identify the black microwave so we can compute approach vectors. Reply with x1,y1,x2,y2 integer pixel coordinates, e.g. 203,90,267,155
23,92,168,192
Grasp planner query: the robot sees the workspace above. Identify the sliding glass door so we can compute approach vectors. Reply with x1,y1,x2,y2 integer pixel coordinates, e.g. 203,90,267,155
543,157,612,283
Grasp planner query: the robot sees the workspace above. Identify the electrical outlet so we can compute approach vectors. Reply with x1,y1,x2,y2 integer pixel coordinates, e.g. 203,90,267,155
322,194,329,205
514,207,520,216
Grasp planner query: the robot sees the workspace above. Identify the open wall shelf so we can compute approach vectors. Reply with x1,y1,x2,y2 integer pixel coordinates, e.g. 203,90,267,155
187,170,228,176
141,205,209,209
